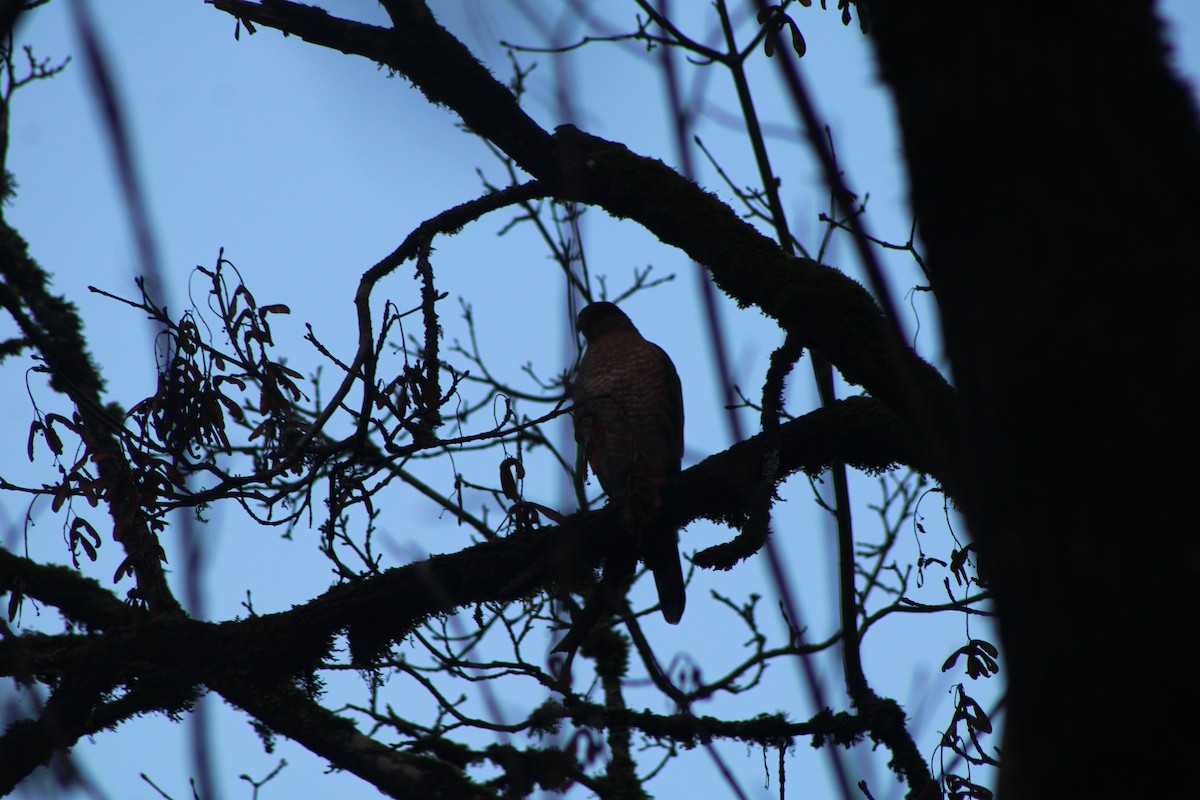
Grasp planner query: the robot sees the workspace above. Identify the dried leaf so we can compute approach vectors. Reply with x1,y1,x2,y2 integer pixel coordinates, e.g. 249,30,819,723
756,6,776,23
114,555,135,582
7,586,23,621
218,392,244,422
46,413,81,434
51,480,71,512
27,420,42,461
500,457,524,502
790,21,807,57
44,422,62,460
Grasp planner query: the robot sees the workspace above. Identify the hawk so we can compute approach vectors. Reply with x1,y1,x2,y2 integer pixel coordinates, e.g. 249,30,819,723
572,301,686,624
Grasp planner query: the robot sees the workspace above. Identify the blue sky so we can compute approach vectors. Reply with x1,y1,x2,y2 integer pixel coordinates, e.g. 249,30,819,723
3,2,1198,799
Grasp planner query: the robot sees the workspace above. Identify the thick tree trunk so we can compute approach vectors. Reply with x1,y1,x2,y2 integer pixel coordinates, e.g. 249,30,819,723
867,3,1200,796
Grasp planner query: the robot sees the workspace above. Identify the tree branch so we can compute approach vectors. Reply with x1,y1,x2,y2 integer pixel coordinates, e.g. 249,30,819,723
205,0,956,449
0,546,131,630
4,396,928,696
215,677,500,800
0,221,180,614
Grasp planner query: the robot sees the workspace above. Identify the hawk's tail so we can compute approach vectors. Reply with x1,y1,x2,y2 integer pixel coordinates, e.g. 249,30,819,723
645,531,686,624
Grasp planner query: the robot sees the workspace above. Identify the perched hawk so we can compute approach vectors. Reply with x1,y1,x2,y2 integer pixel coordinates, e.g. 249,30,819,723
572,302,686,624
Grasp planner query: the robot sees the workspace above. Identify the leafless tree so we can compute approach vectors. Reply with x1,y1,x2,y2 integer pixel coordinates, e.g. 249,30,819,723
2,2,1196,799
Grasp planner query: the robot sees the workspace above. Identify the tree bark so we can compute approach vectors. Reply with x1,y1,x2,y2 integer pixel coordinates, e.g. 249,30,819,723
866,3,1200,797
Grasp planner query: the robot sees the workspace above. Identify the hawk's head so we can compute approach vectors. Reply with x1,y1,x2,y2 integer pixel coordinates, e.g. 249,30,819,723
576,302,636,343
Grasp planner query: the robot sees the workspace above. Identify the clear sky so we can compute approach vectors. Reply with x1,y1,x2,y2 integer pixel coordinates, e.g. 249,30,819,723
3,2,1198,799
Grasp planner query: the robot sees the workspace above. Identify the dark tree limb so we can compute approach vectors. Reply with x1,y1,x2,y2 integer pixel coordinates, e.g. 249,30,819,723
2,395,927,692
215,678,500,800
206,0,957,456
0,222,180,615
0,546,131,631
0,674,170,794
864,3,1200,798
208,0,558,178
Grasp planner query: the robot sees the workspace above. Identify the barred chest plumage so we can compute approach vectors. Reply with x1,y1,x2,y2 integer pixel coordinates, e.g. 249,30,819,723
573,329,682,501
